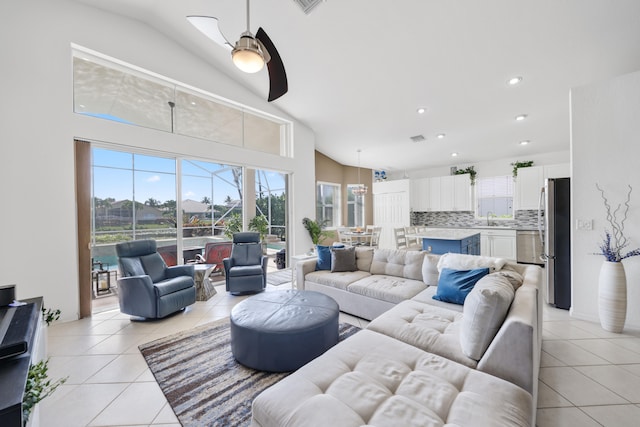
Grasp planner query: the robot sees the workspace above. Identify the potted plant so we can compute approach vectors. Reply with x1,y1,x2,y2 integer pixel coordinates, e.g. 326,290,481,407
302,217,331,252
222,212,242,240
595,183,640,333
249,215,269,253
23,359,67,425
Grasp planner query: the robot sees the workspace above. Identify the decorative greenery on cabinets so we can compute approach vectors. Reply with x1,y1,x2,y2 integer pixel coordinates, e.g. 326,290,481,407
454,166,477,185
511,160,534,178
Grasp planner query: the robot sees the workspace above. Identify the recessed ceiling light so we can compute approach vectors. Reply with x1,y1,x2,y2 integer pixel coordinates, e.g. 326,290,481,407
451,152,458,157
515,114,528,121
519,140,530,146
416,107,426,114
191,101,197,106
437,133,446,139
508,76,523,86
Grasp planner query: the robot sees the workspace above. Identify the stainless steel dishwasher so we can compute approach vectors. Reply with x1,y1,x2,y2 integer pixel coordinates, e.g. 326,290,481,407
516,230,544,265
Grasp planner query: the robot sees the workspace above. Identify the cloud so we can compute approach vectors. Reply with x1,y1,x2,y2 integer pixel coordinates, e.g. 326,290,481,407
147,175,161,183
184,191,196,198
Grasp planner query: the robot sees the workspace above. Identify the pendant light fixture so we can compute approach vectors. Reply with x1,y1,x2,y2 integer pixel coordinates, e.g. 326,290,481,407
353,149,368,196
231,0,265,73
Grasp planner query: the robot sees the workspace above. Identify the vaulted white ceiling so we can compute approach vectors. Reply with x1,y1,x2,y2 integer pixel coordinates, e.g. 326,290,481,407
75,0,640,172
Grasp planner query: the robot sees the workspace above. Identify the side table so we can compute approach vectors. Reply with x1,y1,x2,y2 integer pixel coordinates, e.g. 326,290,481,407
290,254,317,290
193,264,217,301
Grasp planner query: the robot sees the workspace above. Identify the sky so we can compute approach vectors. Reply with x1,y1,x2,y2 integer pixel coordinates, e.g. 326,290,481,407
92,148,286,205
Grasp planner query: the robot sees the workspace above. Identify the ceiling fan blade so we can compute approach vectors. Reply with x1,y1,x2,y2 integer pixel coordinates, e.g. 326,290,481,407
186,16,233,51
256,27,288,102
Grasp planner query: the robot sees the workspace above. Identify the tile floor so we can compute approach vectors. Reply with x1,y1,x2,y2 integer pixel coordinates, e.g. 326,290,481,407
39,285,640,426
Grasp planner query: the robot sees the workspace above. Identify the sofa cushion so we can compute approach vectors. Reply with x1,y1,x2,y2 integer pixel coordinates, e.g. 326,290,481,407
316,245,332,270
331,246,357,272
370,248,425,280
421,254,440,285
154,276,194,297
437,252,507,273
496,264,525,291
433,267,490,305
252,330,532,427
355,246,374,272
305,270,372,291
366,300,475,368
347,275,427,304
461,272,516,361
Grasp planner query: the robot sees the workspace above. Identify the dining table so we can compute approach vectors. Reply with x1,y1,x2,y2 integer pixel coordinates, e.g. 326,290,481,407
342,230,373,246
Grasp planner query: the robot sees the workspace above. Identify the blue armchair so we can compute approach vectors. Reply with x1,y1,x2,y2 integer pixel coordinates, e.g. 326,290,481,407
223,232,267,295
116,240,196,319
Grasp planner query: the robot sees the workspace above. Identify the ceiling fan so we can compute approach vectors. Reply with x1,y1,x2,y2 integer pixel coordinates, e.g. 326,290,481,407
187,0,288,102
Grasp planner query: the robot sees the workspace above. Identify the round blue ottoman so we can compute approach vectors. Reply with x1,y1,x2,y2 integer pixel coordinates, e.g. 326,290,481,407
230,290,339,372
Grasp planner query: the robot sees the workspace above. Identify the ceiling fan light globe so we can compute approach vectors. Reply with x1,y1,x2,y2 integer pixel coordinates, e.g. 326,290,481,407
232,36,265,73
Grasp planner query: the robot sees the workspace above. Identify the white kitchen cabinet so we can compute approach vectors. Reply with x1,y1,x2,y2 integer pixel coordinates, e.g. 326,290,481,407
429,177,441,211
515,166,544,210
544,163,570,179
440,176,455,211
410,177,430,211
453,174,473,211
480,229,517,260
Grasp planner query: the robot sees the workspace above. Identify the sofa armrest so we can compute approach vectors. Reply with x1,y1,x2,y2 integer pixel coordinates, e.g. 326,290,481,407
477,285,539,396
166,264,195,279
297,259,317,290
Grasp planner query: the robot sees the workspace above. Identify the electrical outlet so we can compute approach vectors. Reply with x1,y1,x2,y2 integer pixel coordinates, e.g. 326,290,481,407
576,219,593,230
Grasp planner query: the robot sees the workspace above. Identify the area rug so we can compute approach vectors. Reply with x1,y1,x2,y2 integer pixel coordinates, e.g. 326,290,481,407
266,268,292,286
139,318,360,426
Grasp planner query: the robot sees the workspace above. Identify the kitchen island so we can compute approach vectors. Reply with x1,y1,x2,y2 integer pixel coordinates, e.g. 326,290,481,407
407,228,481,255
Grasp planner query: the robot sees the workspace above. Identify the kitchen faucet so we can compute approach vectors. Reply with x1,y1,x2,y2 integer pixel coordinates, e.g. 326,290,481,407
487,211,494,226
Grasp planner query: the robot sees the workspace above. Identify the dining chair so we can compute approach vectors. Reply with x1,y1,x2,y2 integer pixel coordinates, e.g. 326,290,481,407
337,227,353,246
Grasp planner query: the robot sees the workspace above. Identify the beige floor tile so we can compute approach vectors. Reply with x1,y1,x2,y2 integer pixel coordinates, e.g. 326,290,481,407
85,333,152,355
543,322,602,339
47,335,111,357
136,368,156,382
540,350,567,367
619,364,640,377
152,403,180,424
537,380,573,408
49,354,118,384
608,337,640,354
48,318,100,336
542,340,610,366
575,365,640,403
88,382,167,426
580,404,640,427
539,367,628,406
89,318,132,335
536,407,601,427
542,328,563,341
572,339,640,364
86,353,149,383
40,383,129,427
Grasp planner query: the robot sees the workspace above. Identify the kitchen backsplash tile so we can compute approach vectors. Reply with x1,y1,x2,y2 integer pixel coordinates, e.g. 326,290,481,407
411,210,540,228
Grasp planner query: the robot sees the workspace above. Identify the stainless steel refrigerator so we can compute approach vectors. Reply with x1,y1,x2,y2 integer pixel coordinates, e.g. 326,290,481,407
538,177,571,310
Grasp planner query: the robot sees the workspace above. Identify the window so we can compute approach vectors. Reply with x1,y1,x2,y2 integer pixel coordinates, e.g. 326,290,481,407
346,185,365,228
316,182,340,227
476,176,513,219
73,52,291,157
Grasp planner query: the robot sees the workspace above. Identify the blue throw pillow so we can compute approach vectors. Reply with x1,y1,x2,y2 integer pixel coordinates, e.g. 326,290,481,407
433,267,490,305
316,245,332,270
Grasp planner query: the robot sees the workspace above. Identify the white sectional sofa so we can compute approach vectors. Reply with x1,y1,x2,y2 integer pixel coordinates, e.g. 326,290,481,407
253,248,543,427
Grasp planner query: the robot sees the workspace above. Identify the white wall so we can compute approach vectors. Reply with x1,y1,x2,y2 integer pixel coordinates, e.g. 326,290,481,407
387,150,570,180
0,0,316,321
571,69,640,329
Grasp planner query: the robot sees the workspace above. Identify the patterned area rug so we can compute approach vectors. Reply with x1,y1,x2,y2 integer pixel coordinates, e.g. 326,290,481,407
266,268,292,286
139,318,360,426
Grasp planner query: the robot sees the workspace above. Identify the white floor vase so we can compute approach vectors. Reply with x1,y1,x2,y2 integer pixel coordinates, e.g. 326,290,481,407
598,261,627,333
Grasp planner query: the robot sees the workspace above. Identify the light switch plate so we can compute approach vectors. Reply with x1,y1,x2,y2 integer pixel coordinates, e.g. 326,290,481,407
576,219,593,230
